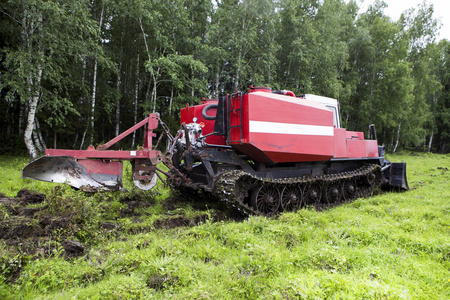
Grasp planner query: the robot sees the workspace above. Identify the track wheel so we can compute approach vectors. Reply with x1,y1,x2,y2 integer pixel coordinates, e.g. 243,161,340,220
365,172,376,186
303,183,322,205
133,171,157,190
281,185,303,211
324,182,342,205
251,185,281,216
342,179,357,201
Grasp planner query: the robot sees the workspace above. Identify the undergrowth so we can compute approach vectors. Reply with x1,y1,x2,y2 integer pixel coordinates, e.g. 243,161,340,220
0,152,449,299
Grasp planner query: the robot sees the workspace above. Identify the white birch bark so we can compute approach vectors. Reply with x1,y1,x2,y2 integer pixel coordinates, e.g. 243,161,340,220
115,18,126,137
392,121,401,153
89,4,104,145
138,18,158,113
32,129,44,153
80,130,87,150
23,9,42,158
89,57,98,145
35,118,46,150
24,66,42,158
32,119,45,153
131,52,140,149
79,57,88,150
115,65,121,137
428,130,433,153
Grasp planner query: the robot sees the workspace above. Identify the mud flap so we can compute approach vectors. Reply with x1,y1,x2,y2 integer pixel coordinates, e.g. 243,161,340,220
384,162,409,190
22,156,123,192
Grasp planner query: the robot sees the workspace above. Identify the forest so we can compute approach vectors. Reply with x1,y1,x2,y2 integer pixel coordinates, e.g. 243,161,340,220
1,0,449,158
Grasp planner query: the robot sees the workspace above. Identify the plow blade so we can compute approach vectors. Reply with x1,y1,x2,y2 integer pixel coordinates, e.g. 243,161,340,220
383,162,409,190
22,156,124,192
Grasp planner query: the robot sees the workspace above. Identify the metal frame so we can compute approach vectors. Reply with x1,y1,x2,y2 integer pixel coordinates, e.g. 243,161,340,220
44,113,162,163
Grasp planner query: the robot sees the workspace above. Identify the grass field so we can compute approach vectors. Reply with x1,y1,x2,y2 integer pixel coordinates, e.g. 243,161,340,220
0,152,449,299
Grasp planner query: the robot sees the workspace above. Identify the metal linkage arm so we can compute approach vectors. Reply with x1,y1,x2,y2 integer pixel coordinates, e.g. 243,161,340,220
97,113,159,150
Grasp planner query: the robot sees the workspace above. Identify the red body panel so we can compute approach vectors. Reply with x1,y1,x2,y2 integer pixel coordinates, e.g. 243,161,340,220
365,140,379,157
346,139,366,158
333,128,347,158
180,100,226,145
230,92,335,163
181,91,379,163
78,159,123,180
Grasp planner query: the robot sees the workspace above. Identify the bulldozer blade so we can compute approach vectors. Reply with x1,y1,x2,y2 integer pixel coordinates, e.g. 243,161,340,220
22,156,124,192
384,162,409,190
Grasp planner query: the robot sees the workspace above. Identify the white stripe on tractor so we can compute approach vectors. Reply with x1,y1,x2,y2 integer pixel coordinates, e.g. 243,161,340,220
249,120,334,136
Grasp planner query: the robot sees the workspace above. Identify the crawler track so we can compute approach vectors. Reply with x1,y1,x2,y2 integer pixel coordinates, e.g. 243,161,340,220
213,164,383,216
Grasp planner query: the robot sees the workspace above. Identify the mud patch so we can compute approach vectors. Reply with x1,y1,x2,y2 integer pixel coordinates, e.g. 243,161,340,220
16,189,46,204
119,191,155,217
0,189,85,259
0,222,45,239
147,274,179,291
163,192,246,222
153,216,199,229
153,212,228,230
62,240,85,257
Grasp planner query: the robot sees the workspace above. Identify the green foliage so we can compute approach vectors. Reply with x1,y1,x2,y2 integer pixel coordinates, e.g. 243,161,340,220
1,0,449,153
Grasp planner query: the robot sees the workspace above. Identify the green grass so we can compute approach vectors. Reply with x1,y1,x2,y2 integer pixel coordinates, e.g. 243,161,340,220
0,152,449,299
0,156,56,197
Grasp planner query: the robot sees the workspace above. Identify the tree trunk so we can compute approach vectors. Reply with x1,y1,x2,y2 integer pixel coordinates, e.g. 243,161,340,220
36,119,46,150
24,66,42,159
115,65,121,137
214,72,220,98
32,128,44,154
144,76,152,111
72,132,79,149
131,52,140,149
392,121,401,153
151,66,160,114
23,9,42,159
138,18,158,114
235,13,246,91
169,85,174,116
89,4,104,146
89,57,98,146
166,86,174,150
32,118,45,153
19,101,26,136
80,130,87,150
115,17,126,138
428,130,433,153
77,57,87,150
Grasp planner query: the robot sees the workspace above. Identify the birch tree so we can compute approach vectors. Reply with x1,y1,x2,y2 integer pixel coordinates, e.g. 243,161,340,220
1,0,100,158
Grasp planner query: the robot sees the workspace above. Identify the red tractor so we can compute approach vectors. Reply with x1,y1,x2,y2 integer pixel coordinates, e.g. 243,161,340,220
23,86,408,216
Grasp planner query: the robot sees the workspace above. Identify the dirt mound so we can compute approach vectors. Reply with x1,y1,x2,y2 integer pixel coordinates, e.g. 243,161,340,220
152,210,230,230
0,189,86,258
16,189,46,204
153,215,204,229
0,189,229,256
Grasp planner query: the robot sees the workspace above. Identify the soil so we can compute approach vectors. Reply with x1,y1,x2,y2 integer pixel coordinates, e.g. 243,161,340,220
153,213,228,230
0,189,242,256
0,190,80,257
0,188,243,283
